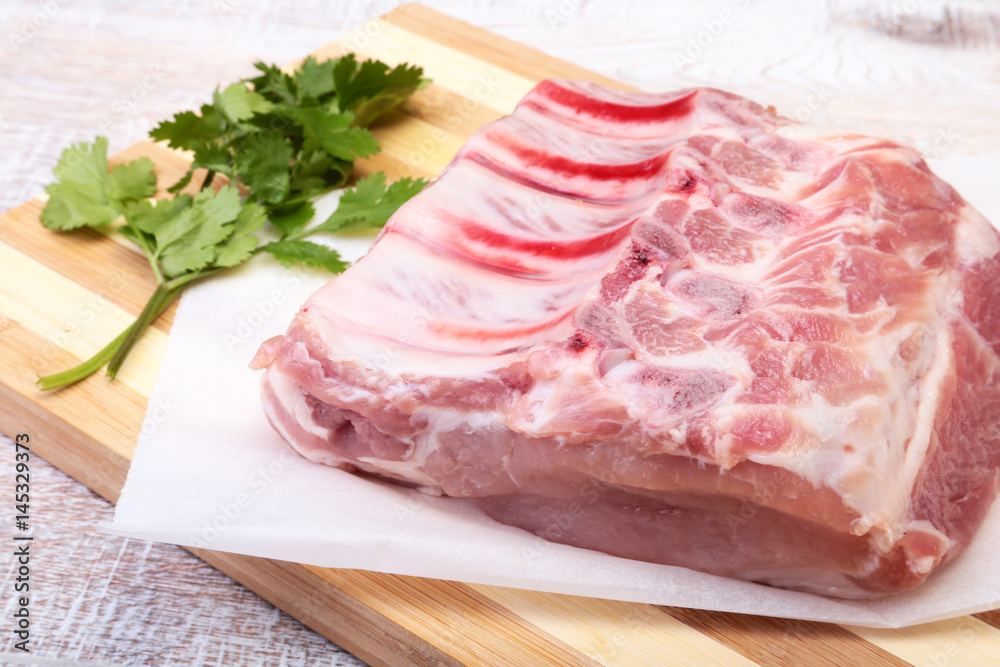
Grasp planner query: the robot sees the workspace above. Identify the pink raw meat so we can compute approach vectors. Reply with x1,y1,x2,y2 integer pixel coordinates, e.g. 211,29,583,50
252,80,1000,599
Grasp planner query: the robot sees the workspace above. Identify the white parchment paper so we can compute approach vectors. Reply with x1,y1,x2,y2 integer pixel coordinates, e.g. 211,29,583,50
102,155,1000,628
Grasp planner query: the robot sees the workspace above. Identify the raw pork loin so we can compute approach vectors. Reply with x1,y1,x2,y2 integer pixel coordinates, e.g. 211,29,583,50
253,80,1000,598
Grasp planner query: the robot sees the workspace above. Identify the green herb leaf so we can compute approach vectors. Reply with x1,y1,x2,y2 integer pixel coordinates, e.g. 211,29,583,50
37,55,427,390
189,139,232,176
125,194,193,235
247,62,297,105
233,131,292,204
156,185,242,277
166,169,195,194
313,172,427,234
295,56,337,101
108,157,157,201
289,147,350,193
215,202,268,267
268,201,315,239
292,107,380,161
150,105,228,150
213,82,275,125
41,137,156,230
263,239,348,272
333,54,426,126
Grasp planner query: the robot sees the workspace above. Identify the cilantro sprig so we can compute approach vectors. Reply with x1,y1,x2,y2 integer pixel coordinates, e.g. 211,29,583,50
39,137,157,231
37,55,428,390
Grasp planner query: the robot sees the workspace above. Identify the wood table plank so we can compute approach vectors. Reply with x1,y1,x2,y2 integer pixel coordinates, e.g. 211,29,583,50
847,617,1000,667
665,608,912,667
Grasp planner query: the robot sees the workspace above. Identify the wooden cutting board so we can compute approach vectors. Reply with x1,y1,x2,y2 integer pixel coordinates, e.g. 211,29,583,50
2,4,1000,665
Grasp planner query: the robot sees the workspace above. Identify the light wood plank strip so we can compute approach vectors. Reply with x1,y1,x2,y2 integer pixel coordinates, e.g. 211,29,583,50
366,109,468,178
0,240,167,397
847,616,1000,667
664,607,912,667
299,568,606,667
389,4,631,90
393,84,505,141
355,85,507,179
307,41,506,138
469,585,759,667
0,199,168,328
336,21,537,115
0,320,148,494
355,143,440,183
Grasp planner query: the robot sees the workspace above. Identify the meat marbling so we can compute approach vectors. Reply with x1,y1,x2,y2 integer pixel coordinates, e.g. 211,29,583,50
251,80,1000,599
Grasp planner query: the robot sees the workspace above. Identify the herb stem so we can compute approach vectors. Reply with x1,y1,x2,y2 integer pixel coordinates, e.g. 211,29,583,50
201,169,216,191
105,268,217,380
282,227,311,243
274,185,338,211
35,285,176,390
282,225,327,243
36,329,130,391
106,283,176,379
129,225,164,284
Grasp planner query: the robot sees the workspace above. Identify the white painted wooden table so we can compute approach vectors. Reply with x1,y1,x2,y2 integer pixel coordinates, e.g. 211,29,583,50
2,0,998,664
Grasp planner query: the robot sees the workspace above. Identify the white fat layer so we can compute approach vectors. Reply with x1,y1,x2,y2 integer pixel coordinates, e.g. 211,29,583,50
357,410,503,490
303,311,522,379
955,204,1000,262
737,275,958,528
901,325,954,494
260,372,298,448
612,348,753,378
268,367,332,442
905,520,954,570
266,365,442,487
425,408,500,436
262,368,355,473
690,244,781,285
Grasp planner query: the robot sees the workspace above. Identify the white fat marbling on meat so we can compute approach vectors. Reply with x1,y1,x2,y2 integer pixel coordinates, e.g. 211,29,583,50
257,79,1000,598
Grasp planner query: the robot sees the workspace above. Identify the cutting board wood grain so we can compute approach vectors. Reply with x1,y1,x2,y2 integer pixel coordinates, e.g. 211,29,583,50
3,4,1000,665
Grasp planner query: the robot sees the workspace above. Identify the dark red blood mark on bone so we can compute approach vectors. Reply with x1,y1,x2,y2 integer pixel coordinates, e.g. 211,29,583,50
600,243,653,302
